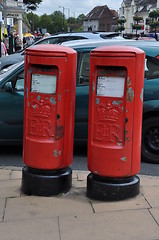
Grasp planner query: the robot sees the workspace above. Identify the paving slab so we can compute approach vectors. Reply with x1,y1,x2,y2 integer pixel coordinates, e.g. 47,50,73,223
149,208,159,225
0,217,60,240
0,198,6,222
72,178,87,188
0,169,11,181
77,171,89,181
0,167,22,171
4,195,93,222
91,194,150,212
10,170,22,180
72,171,78,179
0,179,21,199
59,209,159,240
142,185,159,208
140,175,159,187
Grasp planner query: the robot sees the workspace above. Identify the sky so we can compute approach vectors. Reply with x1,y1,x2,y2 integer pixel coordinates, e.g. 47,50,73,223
34,0,123,18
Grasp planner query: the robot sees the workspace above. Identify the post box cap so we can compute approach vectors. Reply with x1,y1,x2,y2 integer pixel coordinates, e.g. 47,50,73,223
91,45,144,55
25,44,76,57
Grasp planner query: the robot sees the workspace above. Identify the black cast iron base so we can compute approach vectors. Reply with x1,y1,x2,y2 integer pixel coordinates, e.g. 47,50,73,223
21,166,72,196
87,173,140,201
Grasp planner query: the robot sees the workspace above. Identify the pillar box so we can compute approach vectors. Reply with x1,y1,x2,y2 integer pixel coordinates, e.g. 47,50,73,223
21,44,77,196
87,46,145,201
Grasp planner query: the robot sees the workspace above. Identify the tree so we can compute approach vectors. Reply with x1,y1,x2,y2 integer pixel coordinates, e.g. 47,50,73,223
132,16,143,37
23,0,42,11
67,17,76,31
149,10,159,19
23,13,31,29
68,17,76,24
50,11,67,33
149,10,159,40
39,14,54,33
26,11,85,34
76,14,85,23
27,12,40,32
117,17,126,33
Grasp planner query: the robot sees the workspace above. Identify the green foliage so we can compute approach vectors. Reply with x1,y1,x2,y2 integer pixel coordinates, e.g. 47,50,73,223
132,15,143,36
39,14,54,33
50,11,67,32
68,17,76,24
117,17,126,33
118,26,125,31
132,24,142,30
23,0,42,11
133,16,143,22
76,25,83,32
148,10,159,33
23,13,31,28
118,18,126,25
76,14,85,23
150,21,159,29
149,10,159,19
27,12,40,31
26,11,85,34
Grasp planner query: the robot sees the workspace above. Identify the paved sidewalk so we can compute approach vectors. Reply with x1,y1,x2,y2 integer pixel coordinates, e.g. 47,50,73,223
0,167,159,240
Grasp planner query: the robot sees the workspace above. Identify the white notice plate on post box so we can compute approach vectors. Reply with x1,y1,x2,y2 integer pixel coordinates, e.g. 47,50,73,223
97,76,125,98
31,74,57,94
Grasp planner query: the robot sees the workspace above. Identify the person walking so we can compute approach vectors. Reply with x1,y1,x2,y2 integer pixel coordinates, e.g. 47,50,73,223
3,34,9,54
1,40,7,57
15,34,22,52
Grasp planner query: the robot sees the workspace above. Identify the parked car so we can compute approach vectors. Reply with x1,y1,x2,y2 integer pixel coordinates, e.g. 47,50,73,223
146,32,159,41
0,32,122,70
0,39,159,164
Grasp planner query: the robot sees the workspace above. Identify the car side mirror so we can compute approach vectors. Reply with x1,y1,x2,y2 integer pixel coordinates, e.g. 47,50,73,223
4,82,13,92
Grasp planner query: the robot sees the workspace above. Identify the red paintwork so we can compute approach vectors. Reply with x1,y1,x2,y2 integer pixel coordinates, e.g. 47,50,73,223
23,44,77,170
88,46,145,177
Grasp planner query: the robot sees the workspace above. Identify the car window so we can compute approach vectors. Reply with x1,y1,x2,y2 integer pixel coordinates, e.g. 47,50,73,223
61,36,86,43
77,52,90,85
37,36,87,45
38,37,61,44
15,71,24,91
145,56,159,80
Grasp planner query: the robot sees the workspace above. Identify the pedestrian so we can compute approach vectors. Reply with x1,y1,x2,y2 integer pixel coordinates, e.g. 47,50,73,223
26,36,34,47
3,34,9,54
23,36,27,48
43,32,50,38
15,34,22,52
1,40,7,57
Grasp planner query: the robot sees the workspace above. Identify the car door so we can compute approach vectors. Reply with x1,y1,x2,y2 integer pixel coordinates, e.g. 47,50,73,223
0,68,24,143
74,51,90,141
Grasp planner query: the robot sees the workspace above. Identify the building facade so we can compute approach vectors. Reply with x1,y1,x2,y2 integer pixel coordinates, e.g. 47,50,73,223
119,0,159,34
83,5,118,32
0,0,24,41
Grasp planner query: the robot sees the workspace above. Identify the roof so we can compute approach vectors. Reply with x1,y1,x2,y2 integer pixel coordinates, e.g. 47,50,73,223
111,10,118,18
85,5,117,20
61,38,159,57
123,0,157,8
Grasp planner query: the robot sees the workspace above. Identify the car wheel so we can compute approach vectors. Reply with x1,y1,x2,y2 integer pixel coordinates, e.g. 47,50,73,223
142,117,159,164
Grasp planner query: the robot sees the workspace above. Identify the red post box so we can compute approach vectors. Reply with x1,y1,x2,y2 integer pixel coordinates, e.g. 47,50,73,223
21,44,77,196
87,46,145,201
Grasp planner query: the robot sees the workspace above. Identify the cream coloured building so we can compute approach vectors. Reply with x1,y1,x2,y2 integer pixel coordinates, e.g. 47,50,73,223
119,0,159,34
1,0,24,41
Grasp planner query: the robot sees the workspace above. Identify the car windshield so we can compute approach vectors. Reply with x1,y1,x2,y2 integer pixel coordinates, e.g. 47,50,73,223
0,61,24,82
